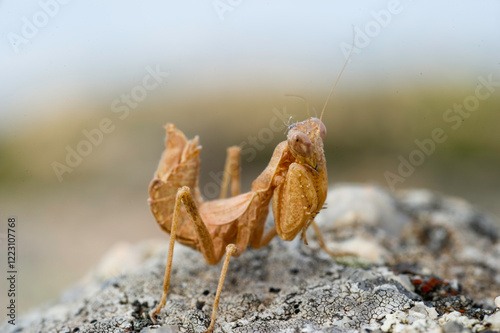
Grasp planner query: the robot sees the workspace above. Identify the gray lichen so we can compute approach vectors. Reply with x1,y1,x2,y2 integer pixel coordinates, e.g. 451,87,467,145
2,185,499,333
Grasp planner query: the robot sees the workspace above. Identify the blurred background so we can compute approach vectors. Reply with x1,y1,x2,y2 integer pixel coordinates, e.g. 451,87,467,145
1,0,499,315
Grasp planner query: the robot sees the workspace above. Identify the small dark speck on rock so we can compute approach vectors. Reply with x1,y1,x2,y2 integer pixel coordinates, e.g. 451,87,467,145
269,287,281,293
290,268,299,275
202,289,210,296
196,301,205,310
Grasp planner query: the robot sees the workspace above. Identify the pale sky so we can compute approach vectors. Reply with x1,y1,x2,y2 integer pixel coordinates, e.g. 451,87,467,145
1,0,499,131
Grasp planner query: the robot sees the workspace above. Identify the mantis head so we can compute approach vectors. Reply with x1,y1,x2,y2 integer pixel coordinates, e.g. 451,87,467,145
287,117,326,171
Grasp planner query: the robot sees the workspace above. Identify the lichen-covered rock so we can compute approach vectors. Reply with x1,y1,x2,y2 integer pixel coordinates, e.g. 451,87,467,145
2,185,499,333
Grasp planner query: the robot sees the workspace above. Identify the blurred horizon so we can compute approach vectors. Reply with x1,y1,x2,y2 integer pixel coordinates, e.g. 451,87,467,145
1,0,499,316
2,0,500,128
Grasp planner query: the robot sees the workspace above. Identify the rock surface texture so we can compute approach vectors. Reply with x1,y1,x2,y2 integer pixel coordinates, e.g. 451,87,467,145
2,185,500,333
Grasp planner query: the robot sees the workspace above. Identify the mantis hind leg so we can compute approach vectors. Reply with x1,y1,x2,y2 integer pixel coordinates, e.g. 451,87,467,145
219,146,241,199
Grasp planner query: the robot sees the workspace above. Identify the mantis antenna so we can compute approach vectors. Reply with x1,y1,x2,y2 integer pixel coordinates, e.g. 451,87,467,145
320,30,356,122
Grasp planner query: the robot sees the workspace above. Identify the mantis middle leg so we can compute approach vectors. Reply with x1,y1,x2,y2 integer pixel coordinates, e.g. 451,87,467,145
311,221,355,258
151,186,217,321
151,185,249,332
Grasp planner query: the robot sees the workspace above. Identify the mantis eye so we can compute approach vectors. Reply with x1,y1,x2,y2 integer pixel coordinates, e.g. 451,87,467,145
319,121,326,141
289,132,312,157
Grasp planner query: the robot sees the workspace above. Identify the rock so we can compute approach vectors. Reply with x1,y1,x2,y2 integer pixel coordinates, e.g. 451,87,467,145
1,185,499,333
483,311,500,331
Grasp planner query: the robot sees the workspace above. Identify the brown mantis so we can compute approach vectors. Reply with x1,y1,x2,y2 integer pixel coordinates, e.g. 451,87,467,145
148,50,353,332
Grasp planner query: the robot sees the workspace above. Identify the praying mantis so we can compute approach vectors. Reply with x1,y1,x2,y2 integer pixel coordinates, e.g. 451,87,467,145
148,50,353,332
